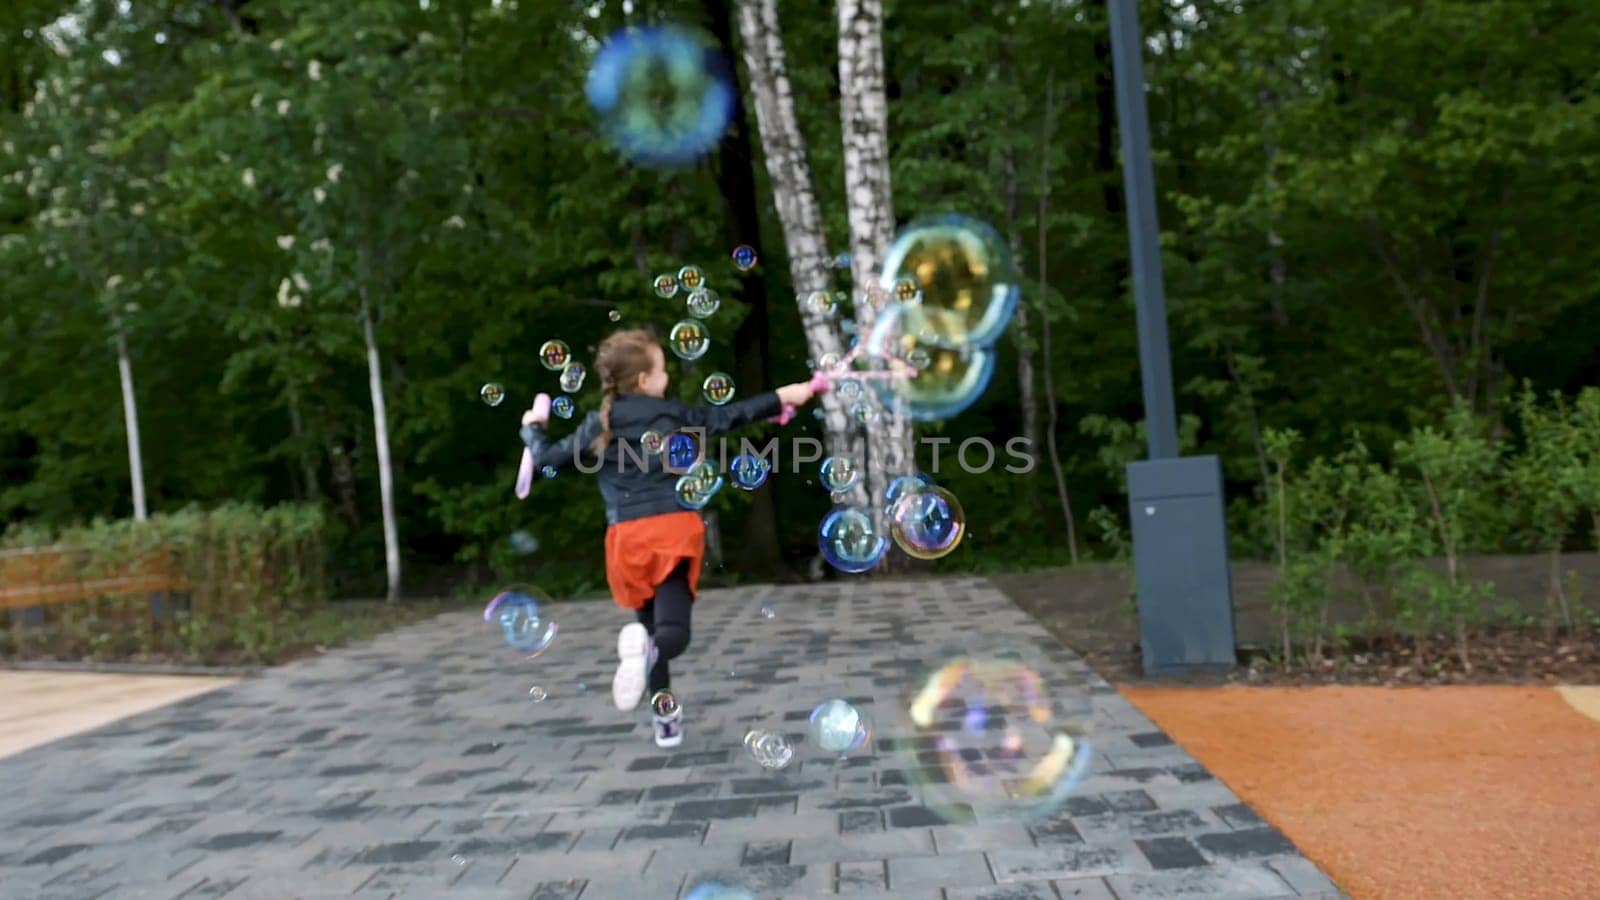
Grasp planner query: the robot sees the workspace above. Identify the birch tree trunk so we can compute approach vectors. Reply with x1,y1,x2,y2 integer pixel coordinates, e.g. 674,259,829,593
361,299,402,604
113,317,149,522
837,0,910,522
736,0,860,497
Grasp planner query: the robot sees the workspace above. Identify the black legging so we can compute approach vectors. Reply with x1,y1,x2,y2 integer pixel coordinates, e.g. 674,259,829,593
634,560,693,697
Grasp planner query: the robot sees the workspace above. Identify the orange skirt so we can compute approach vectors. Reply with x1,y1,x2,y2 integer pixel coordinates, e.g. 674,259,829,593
603,511,705,610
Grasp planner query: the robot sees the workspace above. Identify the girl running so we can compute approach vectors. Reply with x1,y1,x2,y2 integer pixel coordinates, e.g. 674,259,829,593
519,328,816,747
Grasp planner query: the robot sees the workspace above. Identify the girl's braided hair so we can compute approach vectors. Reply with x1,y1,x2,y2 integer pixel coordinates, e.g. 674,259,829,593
590,328,659,457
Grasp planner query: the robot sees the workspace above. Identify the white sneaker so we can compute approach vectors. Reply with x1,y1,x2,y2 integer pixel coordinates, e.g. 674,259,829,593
612,623,654,711
653,713,683,748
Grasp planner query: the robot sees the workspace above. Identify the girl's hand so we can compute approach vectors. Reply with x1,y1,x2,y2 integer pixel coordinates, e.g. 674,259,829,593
522,407,548,427
776,382,816,407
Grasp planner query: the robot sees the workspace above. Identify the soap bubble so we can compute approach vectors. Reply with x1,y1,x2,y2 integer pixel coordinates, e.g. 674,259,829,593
641,430,664,454
731,244,757,271
559,363,586,393
819,456,859,493
901,654,1093,823
653,273,679,298
685,882,757,900
804,290,836,318
585,25,734,168
890,485,965,560
702,372,736,405
849,401,874,426
480,382,505,406
884,472,935,514
539,340,571,371
552,396,576,419
864,302,995,422
539,465,557,479
687,287,721,319
818,507,887,574
879,215,1019,347
817,351,841,372
730,452,771,491
669,319,710,361
759,606,776,619
837,379,862,401
743,730,794,770
528,686,546,702
833,251,853,269
650,690,680,718
809,699,870,755
608,309,622,322
678,264,705,290
674,461,721,510
484,589,558,657
665,430,702,471
508,530,539,555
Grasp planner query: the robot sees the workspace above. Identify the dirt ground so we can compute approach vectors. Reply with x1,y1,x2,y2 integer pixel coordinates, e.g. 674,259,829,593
1124,685,1600,900
992,553,1600,687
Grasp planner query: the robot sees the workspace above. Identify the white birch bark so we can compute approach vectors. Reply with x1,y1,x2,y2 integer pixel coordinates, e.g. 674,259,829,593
362,301,402,604
736,0,861,498
113,317,148,522
837,0,911,521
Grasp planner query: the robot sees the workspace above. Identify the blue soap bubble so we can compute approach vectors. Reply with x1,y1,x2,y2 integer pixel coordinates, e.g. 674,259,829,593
819,456,859,493
585,25,734,168
818,507,887,574
809,698,870,755
890,485,965,560
731,244,757,271
483,589,558,657
552,395,575,419
730,453,771,491
864,302,996,422
666,430,702,471
539,465,557,479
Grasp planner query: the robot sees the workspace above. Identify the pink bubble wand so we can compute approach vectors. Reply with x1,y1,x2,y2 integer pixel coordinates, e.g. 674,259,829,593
768,351,917,426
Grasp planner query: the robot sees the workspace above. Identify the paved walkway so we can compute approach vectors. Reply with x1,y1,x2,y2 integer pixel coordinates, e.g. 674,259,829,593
0,579,1342,899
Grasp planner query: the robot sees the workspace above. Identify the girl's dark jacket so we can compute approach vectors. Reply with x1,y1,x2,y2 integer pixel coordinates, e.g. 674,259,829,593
519,391,781,525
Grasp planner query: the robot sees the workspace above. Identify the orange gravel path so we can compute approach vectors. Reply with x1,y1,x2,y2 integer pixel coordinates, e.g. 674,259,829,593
1121,686,1600,900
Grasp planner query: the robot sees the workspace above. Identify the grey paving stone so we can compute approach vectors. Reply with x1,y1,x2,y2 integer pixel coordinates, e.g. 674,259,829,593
0,579,1338,898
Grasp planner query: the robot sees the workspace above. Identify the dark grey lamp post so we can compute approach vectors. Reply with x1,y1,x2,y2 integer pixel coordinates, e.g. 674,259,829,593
1107,0,1237,676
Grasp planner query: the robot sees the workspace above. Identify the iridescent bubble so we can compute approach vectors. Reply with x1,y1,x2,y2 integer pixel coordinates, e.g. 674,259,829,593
809,699,871,755
585,25,735,168
540,465,557,479
675,474,715,510
849,401,874,426
893,276,920,303
653,272,679,298
837,379,862,401
864,302,996,422
819,456,859,493
818,506,887,574
665,430,702,471
677,264,705,290
884,472,936,515
685,881,757,900
480,382,505,406
817,351,841,371
552,396,576,419
484,589,558,657
730,452,771,491
879,215,1019,347
669,319,710,361
702,372,736,405
686,287,721,319
539,340,571,371
731,244,757,271
651,690,680,718
805,290,836,318
833,251,853,269
640,429,665,454
559,363,586,393
901,654,1093,823
760,606,776,619
508,530,539,555
890,485,965,560
743,729,794,770
528,686,547,702
608,309,622,322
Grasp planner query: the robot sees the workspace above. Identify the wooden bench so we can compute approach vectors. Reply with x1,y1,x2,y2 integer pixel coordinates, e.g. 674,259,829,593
0,545,187,628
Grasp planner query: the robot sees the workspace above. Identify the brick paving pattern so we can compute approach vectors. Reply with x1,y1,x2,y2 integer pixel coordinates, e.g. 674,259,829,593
0,578,1344,899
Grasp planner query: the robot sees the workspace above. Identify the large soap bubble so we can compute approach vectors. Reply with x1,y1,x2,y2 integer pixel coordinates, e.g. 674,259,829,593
878,214,1019,347
890,485,966,560
863,302,996,422
483,588,558,658
900,654,1093,824
585,26,734,168
818,507,887,574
